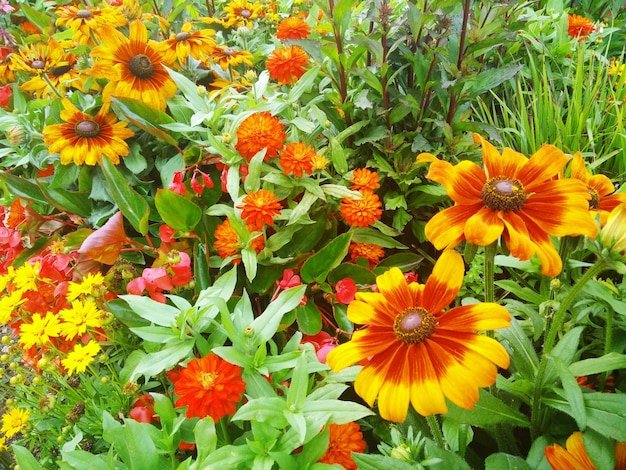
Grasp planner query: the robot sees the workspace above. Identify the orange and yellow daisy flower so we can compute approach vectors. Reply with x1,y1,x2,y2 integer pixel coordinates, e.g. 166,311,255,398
350,168,380,191
163,22,217,66
340,190,383,228
276,16,311,40
213,219,265,264
43,98,135,166
567,14,594,41
237,189,282,230
544,432,596,470
326,250,511,422
55,5,127,45
223,0,262,28
235,112,286,161
279,141,316,177
569,152,626,226
10,38,67,77
210,46,254,71
90,20,177,111
317,422,367,469
172,354,246,422
418,133,598,277
266,45,310,85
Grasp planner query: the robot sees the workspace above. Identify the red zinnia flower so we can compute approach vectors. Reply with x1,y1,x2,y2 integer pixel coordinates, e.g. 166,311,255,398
173,354,246,422
276,17,311,40
237,189,282,230
266,45,310,85
317,422,366,469
567,14,594,40
235,112,286,161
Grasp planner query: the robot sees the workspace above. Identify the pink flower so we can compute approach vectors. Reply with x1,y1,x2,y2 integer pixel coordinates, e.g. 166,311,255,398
277,269,301,289
170,252,192,287
0,0,15,14
301,331,338,363
335,278,357,304
127,267,174,303
169,171,186,195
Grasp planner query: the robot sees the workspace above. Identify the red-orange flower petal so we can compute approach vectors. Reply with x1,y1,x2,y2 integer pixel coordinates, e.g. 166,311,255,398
237,189,282,230
340,190,383,228
317,422,366,469
545,432,596,470
276,17,311,41
266,45,309,85
235,112,286,161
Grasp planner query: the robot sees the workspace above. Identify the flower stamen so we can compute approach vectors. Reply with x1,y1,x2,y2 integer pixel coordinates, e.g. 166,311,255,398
200,371,217,391
393,307,437,344
481,176,526,211
74,120,101,138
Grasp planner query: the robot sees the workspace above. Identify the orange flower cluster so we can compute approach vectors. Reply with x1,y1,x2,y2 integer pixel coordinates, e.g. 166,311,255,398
213,219,265,264
567,14,594,40
349,242,384,268
317,422,366,469
276,17,311,40
340,168,383,228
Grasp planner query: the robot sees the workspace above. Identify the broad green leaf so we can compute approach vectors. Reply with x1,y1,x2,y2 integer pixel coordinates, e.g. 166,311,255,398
252,285,307,344
327,263,376,285
19,4,51,32
569,353,626,377
352,454,420,470
464,64,524,98
111,97,178,145
60,450,109,470
131,339,194,380
301,232,352,283
151,393,176,435
155,188,202,231
485,453,531,470
120,294,179,326
233,397,288,425
446,389,530,427
0,172,47,204
101,158,150,235
301,399,373,423
129,325,176,343
553,357,586,429
351,228,408,249
37,183,91,216
194,418,217,464
11,445,44,470
423,439,472,470
288,66,321,103
295,301,322,335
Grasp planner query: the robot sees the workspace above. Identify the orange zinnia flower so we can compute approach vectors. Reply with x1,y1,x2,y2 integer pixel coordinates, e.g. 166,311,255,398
418,133,598,277
349,242,384,268
213,218,264,264
569,152,626,226
42,99,134,166
545,432,596,470
276,17,311,40
326,250,511,422
235,112,286,161
568,14,595,40
279,142,316,177
266,45,309,85
350,168,380,191
340,190,383,228
90,20,177,111
317,422,366,469
173,354,246,422
237,189,282,230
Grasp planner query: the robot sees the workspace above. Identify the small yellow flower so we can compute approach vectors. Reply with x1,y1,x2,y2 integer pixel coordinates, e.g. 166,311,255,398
59,300,104,340
19,312,62,349
66,272,106,301
62,340,101,376
13,262,43,293
0,291,26,324
1,408,30,438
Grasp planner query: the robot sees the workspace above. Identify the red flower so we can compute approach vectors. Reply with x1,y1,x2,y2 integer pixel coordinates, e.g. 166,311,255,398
129,394,158,424
190,169,214,196
301,331,337,363
173,354,246,421
170,251,192,287
335,278,357,304
127,267,174,303
169,171,187,195
0,85,11,108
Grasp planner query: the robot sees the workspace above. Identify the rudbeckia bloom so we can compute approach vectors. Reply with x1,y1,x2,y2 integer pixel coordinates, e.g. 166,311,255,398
569,152,626,226
317,422,367,469
90,20,177,111
326,250,511,422
279,141,316,177
266,45,310,85
235,112,286,161
340,190,383,228
223,0,261,28
544,432,596,470
211,46,254,71
237,189,282,230
55,5,127,45
163,22,217,66
276,17,311,40
418,134,598,276
42,99,135,166
567,14,595,40
173,354,246,422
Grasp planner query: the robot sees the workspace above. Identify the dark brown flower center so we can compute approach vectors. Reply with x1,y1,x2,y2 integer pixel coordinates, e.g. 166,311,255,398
240,9,252,18
393,307,437,344
76,9,92,19
481,177,526,211
74,120,101,138
587,187,600,209
31,60,46,70
175,31,192,42
50,64,72,76
128,54,154,79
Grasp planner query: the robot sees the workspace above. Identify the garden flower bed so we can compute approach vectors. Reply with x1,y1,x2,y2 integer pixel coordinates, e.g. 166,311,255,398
0,0,625,468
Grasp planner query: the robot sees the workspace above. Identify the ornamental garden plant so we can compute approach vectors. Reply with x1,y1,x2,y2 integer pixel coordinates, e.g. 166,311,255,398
0,0,626,469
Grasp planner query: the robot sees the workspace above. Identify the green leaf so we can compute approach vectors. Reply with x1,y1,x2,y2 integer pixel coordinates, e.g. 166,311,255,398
38,182,92,217
351,228,408,249
327,263,376,285
252,285,308,345
495,279,546,305
120,295,179,327
60,450,109,470
11,445,44,470
194,418,217,463
101,158,150,235
288,65,321,103
301,232,352,283
484,453,532,470
497,317,539,377
446,389,530,427
543,391,626,441
553,357,586,429
19,4,52,32
295,301,322,336
111,97,178,145
233,397,288,426
329,137,348,174
151,393,176,435
423,439,472,470
0,172,47,204
569,353,626,377
130,339,194,380
352,454,419,470
286,353,308,411
464,64,524,98
155,188,202,231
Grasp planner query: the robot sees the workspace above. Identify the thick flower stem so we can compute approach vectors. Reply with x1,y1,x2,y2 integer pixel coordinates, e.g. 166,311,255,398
484,242,498,340
530,257,609,438
426,414,446,449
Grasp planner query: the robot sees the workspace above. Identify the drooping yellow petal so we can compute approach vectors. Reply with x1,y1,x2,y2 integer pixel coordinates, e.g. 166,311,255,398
464,206,504,246
423,250,464,314
408,343,447,415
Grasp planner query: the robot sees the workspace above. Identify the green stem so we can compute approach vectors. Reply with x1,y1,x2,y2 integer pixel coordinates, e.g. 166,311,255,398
484,242,497,304
426,414,446,449
600,307,613,391
530,257,609,438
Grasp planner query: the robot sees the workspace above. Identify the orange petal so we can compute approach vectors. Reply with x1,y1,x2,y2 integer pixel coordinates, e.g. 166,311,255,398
565,432,596,469
473,133,527,180
408,343,447,415
423,250,464,314
427,159,485,205
425,204,482,250
353,342,405,411
437,304,511,332
569,152,591,184
464,206,504,246
501,211,536,261
518,144,570,191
